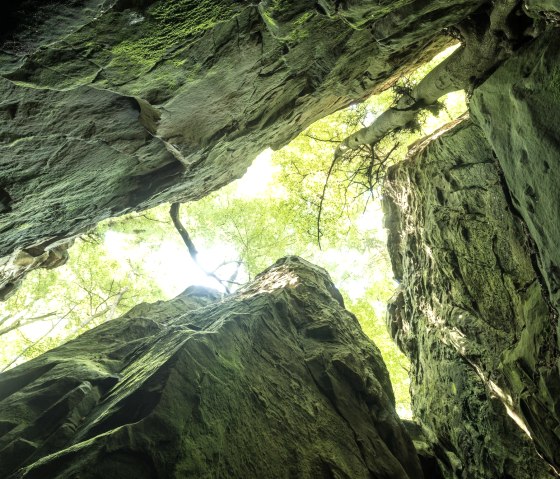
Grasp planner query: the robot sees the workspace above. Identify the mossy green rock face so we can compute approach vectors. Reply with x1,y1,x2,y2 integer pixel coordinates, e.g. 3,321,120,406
0,0,485,295
471,29,560,315
467,30,560,471
0,257,424,478
383,120,554,478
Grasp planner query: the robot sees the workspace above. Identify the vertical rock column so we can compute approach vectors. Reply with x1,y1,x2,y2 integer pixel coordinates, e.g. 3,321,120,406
470,28,560,471
0,257,423,479
383,119,554,478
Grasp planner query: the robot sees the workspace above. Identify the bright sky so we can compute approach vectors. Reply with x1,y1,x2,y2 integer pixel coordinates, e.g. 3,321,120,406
103,149,278,298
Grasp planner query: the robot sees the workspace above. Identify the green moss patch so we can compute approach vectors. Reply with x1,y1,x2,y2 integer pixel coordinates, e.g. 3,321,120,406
111,0,237,73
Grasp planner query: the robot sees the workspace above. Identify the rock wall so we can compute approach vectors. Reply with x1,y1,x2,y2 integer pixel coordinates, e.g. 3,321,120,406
384,119,554,478
469,27,560,472
385,23,560,478
0,0,486,297
3,2,560,478
0,257,425,479
470,28,560,316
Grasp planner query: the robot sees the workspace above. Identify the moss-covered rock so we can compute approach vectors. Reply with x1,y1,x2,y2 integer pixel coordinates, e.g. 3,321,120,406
467,29,560,471
471,28,560,313
0,0,484,292
0,257,424,478
383,119,554,478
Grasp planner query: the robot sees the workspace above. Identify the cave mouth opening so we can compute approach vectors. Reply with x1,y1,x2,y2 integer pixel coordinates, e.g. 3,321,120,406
0,44,468,421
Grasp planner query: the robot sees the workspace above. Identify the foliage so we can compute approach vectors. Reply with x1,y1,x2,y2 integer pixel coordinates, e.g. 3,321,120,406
0,237,163,371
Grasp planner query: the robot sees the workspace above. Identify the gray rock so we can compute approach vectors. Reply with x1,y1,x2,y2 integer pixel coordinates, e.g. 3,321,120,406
470,31,560,470
471,28,560,314
0,257,424,479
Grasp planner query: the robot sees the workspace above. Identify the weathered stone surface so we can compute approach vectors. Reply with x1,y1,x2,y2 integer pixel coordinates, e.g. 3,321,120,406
0,0,486,291
0,257,424,478
402,420,449,479
471,28,560,313
469,31,560,470
383,119,555,478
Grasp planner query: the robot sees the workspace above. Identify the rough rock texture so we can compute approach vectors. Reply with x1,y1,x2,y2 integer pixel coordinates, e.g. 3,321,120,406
471,28,560,313
383,119,555,478
0,0,489,296
0,256,424,478
468,28,560,472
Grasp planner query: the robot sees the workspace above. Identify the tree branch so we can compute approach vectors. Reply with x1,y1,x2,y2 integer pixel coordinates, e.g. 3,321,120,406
0,311,58,337
335,1,520,156
316,156,339,250
170,203,199,259
170,203,231,294
1,307,76,372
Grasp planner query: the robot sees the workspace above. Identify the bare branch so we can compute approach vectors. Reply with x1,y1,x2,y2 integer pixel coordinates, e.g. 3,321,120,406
0,311,58,337
170,203,199,259
316,155,339,250
68,288,128,340
335,1,520,156
211,259,243,275
137,213,169,224
1,307,76,372
170,203,231,294
303,133,341,144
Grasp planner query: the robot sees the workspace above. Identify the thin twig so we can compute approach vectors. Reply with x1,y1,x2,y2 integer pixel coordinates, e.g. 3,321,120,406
69,288,128,339
317,156,339,250
170,203,231,294
303,133,341,144
0,312,58,337
138,213,169,224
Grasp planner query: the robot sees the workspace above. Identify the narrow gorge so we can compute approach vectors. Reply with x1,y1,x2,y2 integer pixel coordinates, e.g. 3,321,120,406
1,1,559,477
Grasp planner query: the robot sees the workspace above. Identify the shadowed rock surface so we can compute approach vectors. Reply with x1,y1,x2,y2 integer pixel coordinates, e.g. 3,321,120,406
471,28,560,314
383,22,560,478
0,257,424,479
0,0,487,297
384,118,555,478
